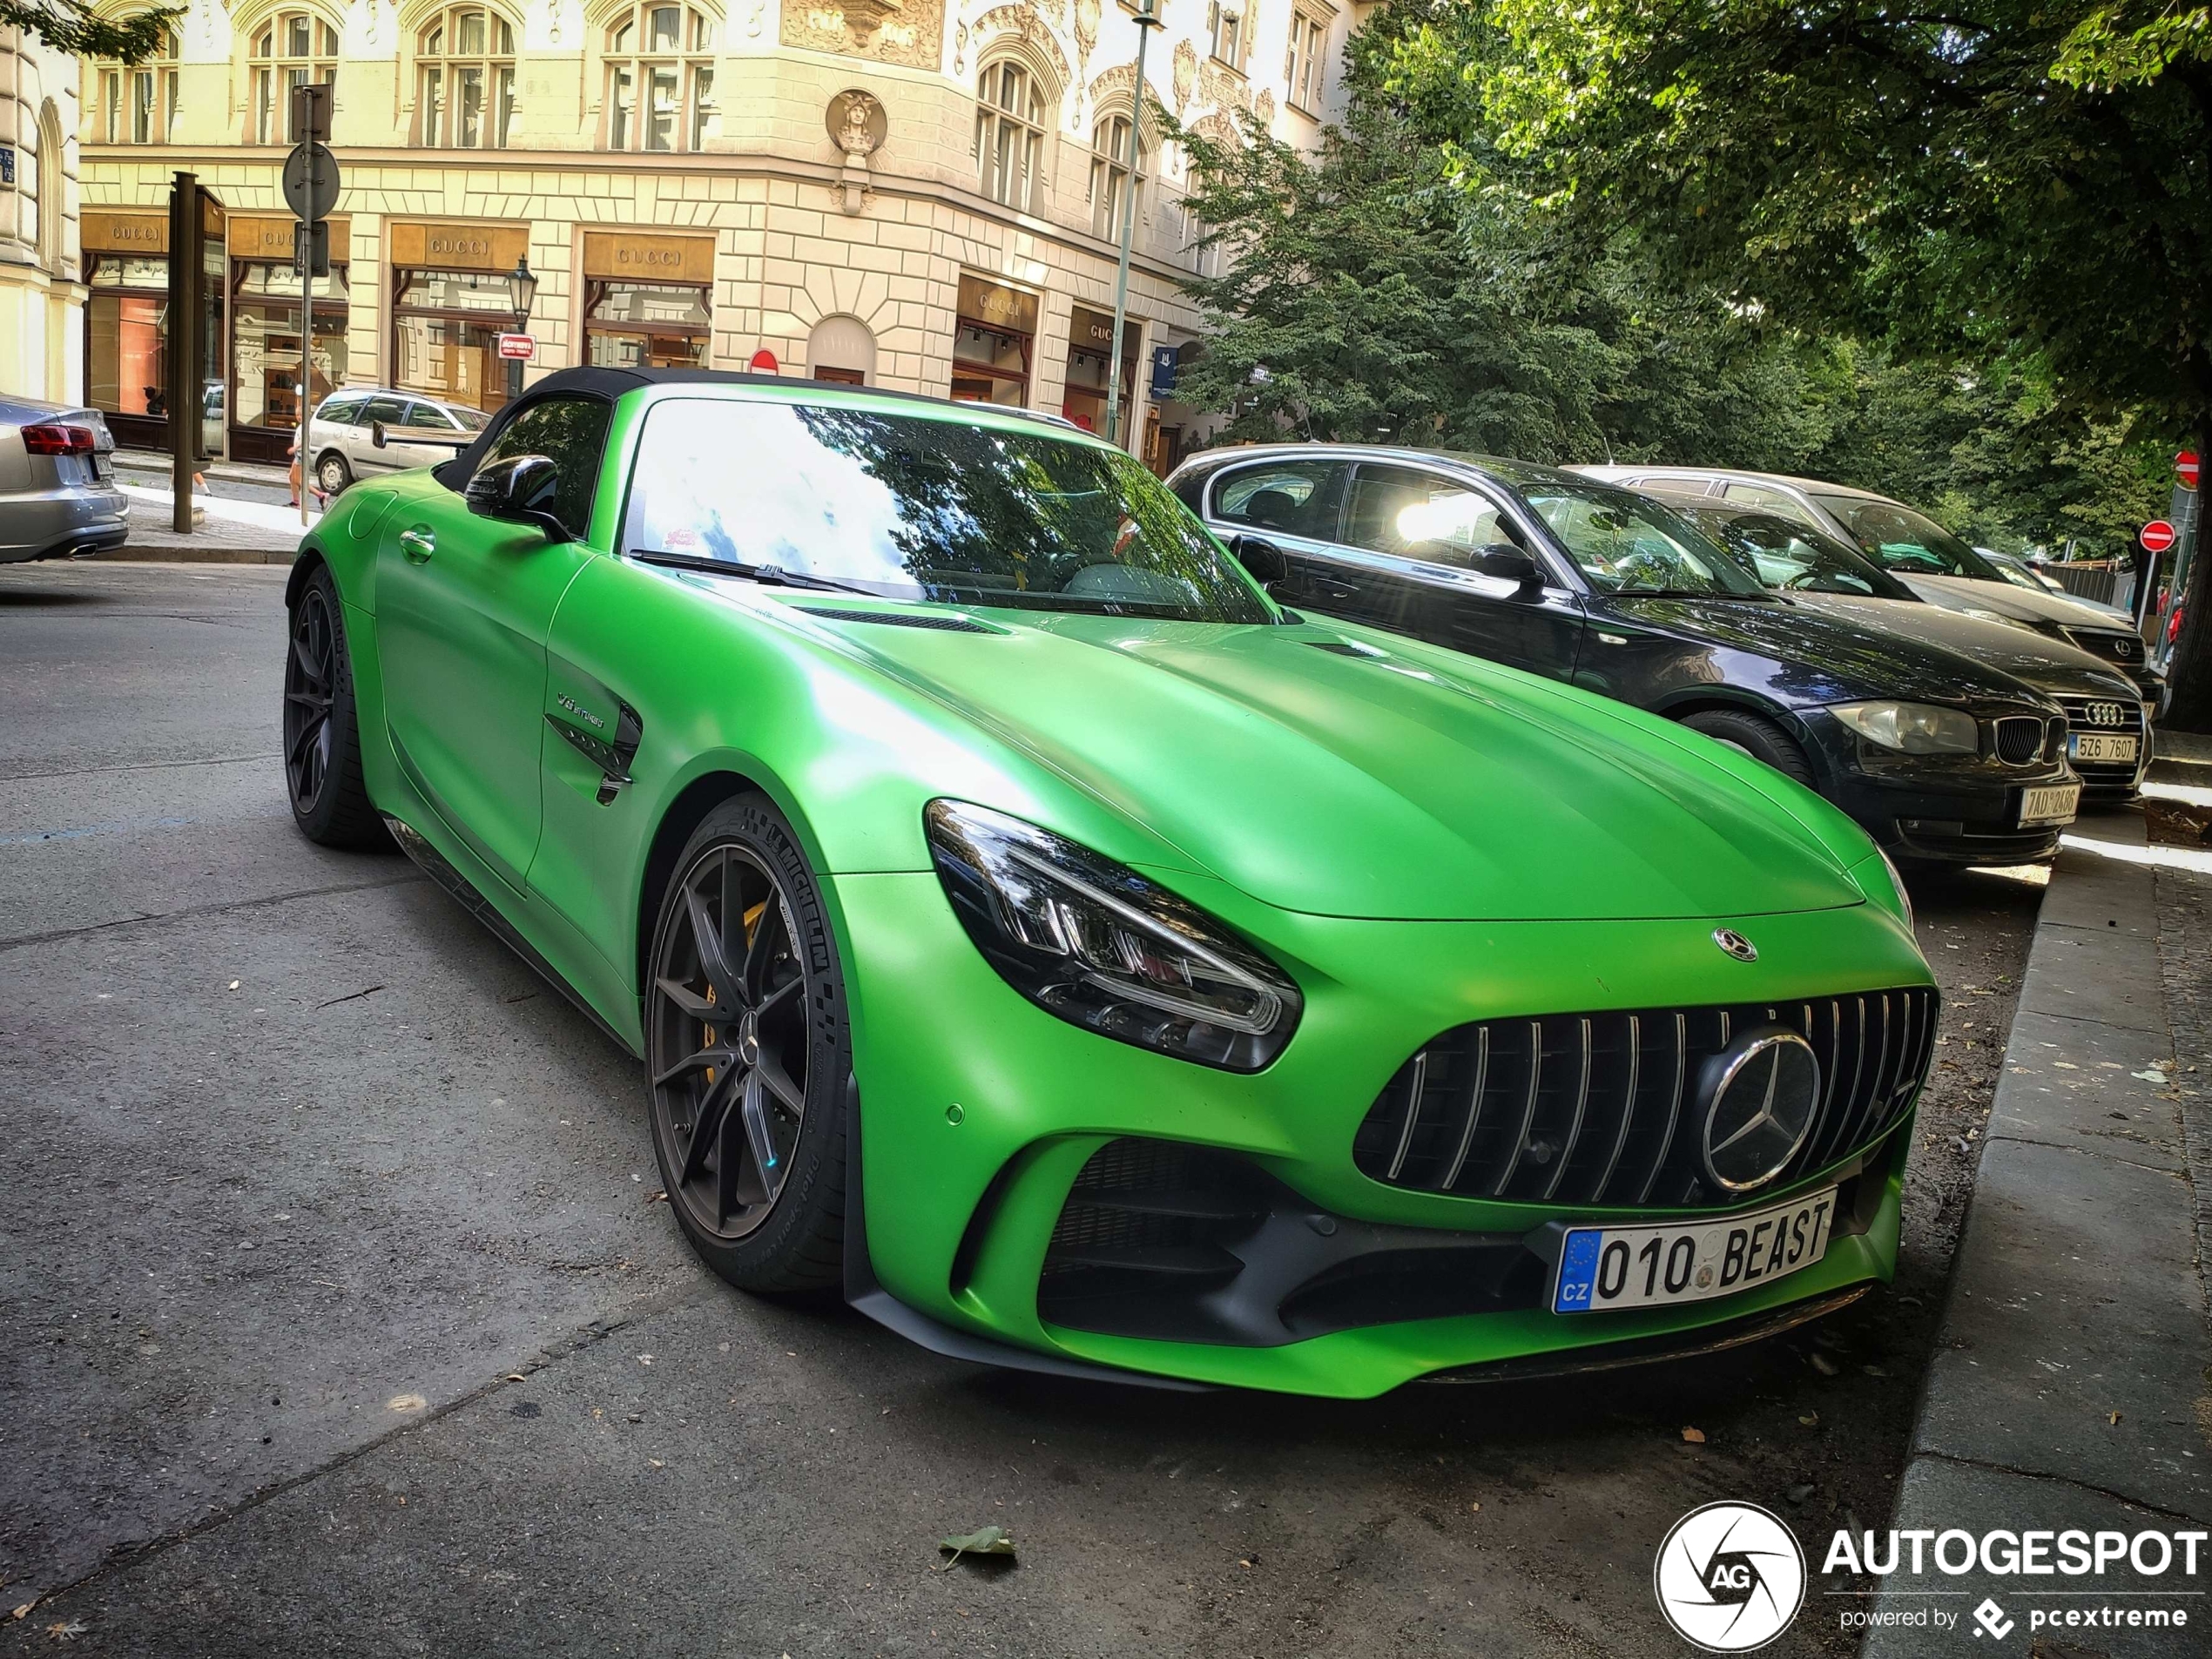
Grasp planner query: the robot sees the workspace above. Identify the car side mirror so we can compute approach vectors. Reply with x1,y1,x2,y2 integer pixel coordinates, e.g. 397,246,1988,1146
1471,543,1541,587
370,420,388,448
1227,534,1288,586
463,454,570,543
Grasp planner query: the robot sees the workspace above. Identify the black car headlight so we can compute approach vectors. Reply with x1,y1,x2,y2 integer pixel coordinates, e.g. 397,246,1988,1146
925,799,1303,1071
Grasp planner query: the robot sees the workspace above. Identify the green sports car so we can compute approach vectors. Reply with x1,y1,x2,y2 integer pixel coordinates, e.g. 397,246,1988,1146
281,367,1937,1397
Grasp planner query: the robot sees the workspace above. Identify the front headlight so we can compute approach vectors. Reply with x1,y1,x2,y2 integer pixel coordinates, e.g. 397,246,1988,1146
925,799,1303,1071
1829,700,1980,755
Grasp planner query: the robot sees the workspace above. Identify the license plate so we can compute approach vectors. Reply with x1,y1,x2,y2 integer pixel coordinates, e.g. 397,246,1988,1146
1551,1188,1837,1314
2069,732,2138,764
2019,781,2081,826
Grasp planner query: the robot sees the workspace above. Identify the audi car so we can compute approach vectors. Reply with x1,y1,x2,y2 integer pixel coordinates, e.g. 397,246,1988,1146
1168,444,2087,867
283,368,1935,1396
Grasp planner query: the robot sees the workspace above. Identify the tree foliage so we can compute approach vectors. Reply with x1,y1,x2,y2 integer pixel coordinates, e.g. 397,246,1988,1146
4,0,180,59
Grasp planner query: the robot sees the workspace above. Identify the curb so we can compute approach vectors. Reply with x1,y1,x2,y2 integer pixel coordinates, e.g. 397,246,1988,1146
1859,804,2209,1654
88,545,300,566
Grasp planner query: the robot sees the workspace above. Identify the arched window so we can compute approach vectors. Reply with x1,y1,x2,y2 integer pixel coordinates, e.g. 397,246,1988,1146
1089,112,1144,241
95,22,179,145
974,59,1046,212
806,314,875,384
36,104,63,270
419,7,518,148
249,10,340,145
604,3,718,152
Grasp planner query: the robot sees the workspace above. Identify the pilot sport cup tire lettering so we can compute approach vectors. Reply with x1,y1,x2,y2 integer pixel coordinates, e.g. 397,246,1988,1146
283,565,388,850
1679,710,1817,790
646,796,850,1294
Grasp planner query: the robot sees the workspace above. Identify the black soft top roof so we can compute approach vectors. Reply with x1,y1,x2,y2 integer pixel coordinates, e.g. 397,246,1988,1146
437,364,1081,487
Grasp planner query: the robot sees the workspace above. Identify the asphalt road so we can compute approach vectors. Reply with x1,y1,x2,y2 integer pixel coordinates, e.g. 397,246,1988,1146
0,563,2042,1657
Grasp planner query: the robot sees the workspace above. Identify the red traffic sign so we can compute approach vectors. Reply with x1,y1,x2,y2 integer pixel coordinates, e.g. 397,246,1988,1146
749,348,779,373
496,332,536,361
2141,519,2178,554
2179,450,2201,490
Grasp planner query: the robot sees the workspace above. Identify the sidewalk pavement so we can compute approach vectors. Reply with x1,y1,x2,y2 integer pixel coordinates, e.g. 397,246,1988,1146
1863,739,2212,1654
96,484,315,564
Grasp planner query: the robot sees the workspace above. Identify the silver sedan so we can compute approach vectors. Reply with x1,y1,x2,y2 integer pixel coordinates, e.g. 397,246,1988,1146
0,396,127,564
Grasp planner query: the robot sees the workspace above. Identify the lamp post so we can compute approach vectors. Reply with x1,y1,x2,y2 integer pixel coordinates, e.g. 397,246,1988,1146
505,255,538,403
1105,0,1162,451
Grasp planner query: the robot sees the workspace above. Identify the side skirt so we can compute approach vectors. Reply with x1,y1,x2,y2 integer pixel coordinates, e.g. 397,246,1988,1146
382,814,641,1059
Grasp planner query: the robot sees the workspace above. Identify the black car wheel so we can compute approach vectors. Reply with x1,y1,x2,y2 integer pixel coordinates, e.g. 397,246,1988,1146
316,452,353,496
283,564,388,847
645,794,848,1293
1681,709,1817,789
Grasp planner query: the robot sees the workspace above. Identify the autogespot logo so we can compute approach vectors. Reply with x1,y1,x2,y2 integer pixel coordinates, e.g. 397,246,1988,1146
1656,1502,1807,1652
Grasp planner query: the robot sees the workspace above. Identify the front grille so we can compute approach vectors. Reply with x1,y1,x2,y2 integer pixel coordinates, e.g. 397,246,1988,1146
1993,715,2049,764
2064,627,2146,666
1353,991,1939,1210
2054,695,2146,786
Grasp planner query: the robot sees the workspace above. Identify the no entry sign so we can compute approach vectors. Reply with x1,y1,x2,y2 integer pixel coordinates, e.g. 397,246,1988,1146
2179,451,2201,490
2141,519,2178,554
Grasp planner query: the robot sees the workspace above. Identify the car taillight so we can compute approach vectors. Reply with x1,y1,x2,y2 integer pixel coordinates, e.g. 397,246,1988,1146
22,423,96,456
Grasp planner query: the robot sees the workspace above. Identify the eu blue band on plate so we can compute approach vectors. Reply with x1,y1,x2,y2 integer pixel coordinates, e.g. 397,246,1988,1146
1554,1229,1600,1312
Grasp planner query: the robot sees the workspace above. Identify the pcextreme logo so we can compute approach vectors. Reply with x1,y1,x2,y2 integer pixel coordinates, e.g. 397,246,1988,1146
1654,1502,1807,1651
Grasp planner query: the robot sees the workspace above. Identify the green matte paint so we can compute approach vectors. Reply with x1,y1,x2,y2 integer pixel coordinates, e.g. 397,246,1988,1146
298,377,1936,1395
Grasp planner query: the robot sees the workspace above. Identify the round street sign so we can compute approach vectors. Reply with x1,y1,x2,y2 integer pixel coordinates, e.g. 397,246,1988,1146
280,143,341,222
2141,519,2179,554
2179,450,2201,490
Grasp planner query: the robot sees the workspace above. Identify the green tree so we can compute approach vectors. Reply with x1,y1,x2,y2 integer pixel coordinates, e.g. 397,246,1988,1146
5,1,179,58
1413,0,2212,718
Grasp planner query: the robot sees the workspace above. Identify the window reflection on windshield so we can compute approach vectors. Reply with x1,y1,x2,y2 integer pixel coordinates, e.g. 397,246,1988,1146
1672,504,1914,599
1522,484,1769,597
1810,494,2000,581
623,398,1273,623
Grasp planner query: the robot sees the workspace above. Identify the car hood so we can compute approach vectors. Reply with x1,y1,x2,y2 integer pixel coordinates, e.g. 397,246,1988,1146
1596,593,2078,707
795,604,1867,922
1900,572,2128,633
1784,594,2141,702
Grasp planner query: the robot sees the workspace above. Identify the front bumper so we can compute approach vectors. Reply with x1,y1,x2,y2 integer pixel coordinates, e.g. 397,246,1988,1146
829,867,1928,1397
1798,715,2075,866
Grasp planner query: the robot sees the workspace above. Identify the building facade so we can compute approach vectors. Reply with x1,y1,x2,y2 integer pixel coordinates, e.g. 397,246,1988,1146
0,27,84,404
78,0,1353,469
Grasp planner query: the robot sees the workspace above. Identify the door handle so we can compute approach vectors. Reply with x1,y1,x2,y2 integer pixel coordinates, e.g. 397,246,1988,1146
1312,577,1357,600
398,527,435,563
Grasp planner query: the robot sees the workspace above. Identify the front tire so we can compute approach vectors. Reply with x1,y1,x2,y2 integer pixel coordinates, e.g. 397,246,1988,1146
315,451,353,496
1680,708,1817,789
644,794,849,1293
283,564,387,847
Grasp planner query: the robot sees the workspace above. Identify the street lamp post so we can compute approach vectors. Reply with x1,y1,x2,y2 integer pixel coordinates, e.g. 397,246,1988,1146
506,255,538,403
1105,0,1162,452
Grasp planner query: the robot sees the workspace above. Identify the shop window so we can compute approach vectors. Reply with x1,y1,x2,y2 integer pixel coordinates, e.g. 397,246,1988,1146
393,265,523,415
1089,113,1145,241
231,253,350,463
419,6,519,148
951,273,1036,408
806,314,875,384
95,22,180,145
604,3,719,153
1284,9,1326,114
584,279,711,368
1205,0,1244,69
974,59,1048,212
250,10,340,145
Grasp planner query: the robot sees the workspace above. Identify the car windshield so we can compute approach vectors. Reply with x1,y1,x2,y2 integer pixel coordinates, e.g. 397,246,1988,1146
1519,482,1770,598
1666,502,1917,599
624,398,1274,624
1811,493,2002,581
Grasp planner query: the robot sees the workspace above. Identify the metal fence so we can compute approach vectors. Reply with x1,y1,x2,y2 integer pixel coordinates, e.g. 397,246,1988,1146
2043,564,2131,610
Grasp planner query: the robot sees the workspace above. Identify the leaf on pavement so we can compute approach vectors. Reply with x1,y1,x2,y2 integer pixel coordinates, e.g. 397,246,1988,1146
936,1525,1015,1568
1680,1426,1706,1444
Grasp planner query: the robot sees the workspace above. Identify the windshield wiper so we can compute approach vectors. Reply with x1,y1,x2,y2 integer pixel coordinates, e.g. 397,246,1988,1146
629,550,874,594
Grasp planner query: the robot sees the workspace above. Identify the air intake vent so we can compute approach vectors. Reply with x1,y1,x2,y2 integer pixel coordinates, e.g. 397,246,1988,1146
1352,990,1938,1210
796,607,1000,633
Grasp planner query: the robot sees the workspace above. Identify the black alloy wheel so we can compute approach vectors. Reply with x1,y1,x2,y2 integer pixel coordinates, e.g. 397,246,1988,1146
281,565,386,847
283,583,338,815
645,796,847,1291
